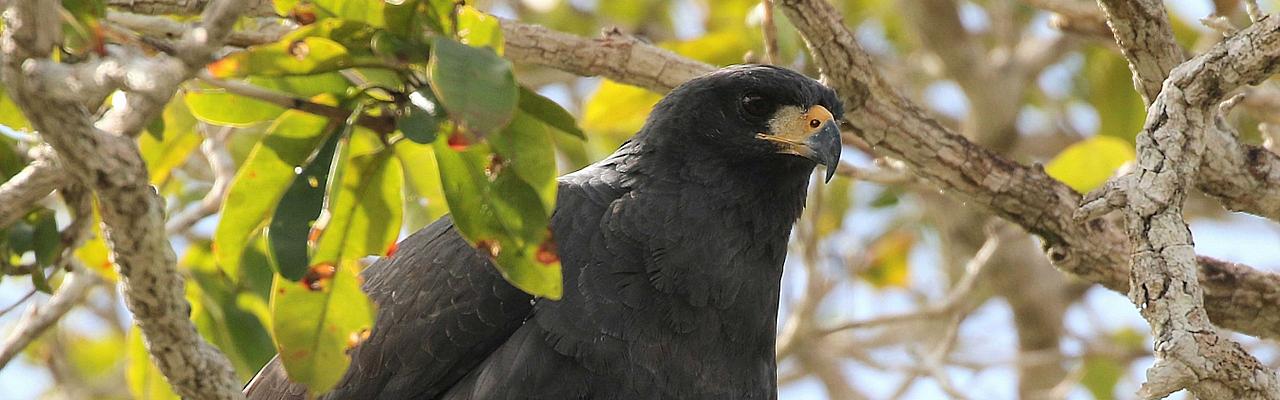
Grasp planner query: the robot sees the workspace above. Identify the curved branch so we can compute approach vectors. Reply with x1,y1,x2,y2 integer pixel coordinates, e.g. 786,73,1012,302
0,0,251,398
773,0,1280,340
0,263,101,369
0,147,65,228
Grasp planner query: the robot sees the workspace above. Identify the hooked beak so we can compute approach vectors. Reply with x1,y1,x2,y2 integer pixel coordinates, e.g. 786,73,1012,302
755,105,843,182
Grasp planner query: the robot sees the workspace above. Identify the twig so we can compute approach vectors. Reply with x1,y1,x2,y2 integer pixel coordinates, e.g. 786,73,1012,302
774,0,1280,341
1,0,253,398
0,262,101,369
0,289,37,317
819,223,1009,336
105,10,290,48
164,125,234,235
761,0,780,64
195,73,397,134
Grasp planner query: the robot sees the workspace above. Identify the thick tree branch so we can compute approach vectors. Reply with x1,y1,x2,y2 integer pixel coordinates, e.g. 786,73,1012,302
1096,0,1280,221
103,0,1280,344
1095,0,1185,105
771,0,1280,340
0,0,249,398
1091,2,1280,396
500,21,715,93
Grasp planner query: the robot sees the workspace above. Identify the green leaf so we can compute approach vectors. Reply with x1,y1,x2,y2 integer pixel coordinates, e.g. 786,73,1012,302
1085,48,1146,142
428,36,518,136
432,137,562,299
1081,355,1122,400
209,37,365,78
268,130,341,281
313,0,386,27
0,82,31,131
1045,135,1135,193
311,130,403,266
490,112,558,210
185,74,352,127
126,327,180,400
397,88,442,144
270,260,375,395
518,86,584,139
0,137,25,180
184,241,276,379
457,5,503,52
581,80,661,153
393,138,449,227
139,97,200,185
215,97,339,278
184,84,287,127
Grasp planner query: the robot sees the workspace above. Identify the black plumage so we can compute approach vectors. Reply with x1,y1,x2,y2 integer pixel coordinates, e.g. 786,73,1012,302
244,64,843,400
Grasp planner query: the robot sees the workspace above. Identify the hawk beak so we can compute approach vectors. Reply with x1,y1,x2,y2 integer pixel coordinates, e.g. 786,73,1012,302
755,105,843,183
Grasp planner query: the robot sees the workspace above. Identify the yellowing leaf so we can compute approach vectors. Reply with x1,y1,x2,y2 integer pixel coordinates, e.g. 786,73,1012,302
458,5,503,53
394,139,449,225
1085,48,1145,141
1045,136,1135,193
1081,355,1123,400
661,30,755,66
214,96,339,278
860,230,914,289
139,97,200,185
126,327,180,400
270,260,375,395
74,201,118,282
581,80,661,153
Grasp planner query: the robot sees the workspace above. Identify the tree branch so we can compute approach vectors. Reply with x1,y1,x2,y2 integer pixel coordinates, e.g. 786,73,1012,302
1089,2,1280,396
0,262,101,369
102,0,1280,344
0,146,66,228
772,0,1280,340
0,0,250,398
500,21,715,93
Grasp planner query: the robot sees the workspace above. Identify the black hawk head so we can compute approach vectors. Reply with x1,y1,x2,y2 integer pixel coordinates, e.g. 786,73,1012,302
634,64,844,183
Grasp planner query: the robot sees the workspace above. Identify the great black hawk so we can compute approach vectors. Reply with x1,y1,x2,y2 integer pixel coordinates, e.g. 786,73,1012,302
244,64,844,399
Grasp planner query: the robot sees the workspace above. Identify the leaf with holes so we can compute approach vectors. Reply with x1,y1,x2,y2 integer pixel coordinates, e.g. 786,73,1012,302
433,135,561,299
215,96,338,279
268,130,341,281
310,129,403,267
270,260,375,395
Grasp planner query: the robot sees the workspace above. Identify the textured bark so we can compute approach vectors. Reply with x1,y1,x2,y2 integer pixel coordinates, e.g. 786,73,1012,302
1097,0,1280,222
775,0,1280,340
501,21,715,94
1086,5,1280,396
96,0,1280,344
0,0,250,398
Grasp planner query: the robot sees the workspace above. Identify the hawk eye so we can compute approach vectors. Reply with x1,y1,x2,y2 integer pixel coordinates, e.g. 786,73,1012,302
741,94,774,118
